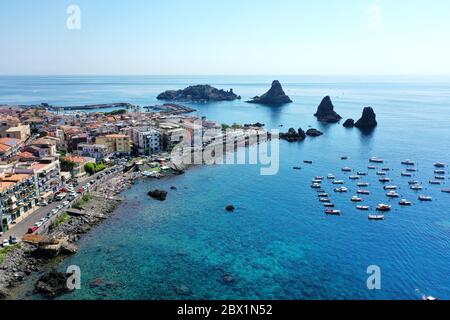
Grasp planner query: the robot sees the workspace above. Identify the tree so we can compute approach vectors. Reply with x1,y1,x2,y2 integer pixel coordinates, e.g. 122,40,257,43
60,157,75,172
84,163,96,176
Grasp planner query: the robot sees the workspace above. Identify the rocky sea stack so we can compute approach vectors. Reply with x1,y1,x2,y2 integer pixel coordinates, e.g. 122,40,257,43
280,128,306,142
343,119,355,128
247,80,292,105
148,190,168,201
306,128,323,137
157,85,240,102
314,96,342,123
34,271,74,298
355,107,377,129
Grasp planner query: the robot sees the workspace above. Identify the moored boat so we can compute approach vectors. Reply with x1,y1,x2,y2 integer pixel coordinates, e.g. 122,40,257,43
418,195,432,201
410,184,423,191
349,175,359,180
383,185,398,190
386,191,400,198
368,166,377,170
357,172,367,176
406,168,417,172
408,180,419,185
293,166,302,170
434,162,445,168
311,183,321,189
376,204,392,212
324,203,335,208
357,189,370,195
327,174,336,179
369,214,385,221
429,180,441,185
351,196,363,202
357,182,370,187
401,160,415,166
399,199,412,206
318,193,328,197
312,179,323,184
379,177,391,183
442,189,450,193
342,167,352,172
376,171,387,176
304,160,313,164
356,205,370,211
401,172,413,177
382,167,390,171
325,209,341,215
370,157,384,163
315,176,324,180
332,180,345,185
435,176,445,180
319,198,331,203
341,156,348,160
334,187,348,193
434,170,445,174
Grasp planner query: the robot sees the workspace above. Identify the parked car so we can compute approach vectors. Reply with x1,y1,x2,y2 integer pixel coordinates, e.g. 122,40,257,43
28,226,39,234
9,236,18,245
34,221,43,228
2,239,10,247
51,209,58,215
37,201,48,207
62,201,70,206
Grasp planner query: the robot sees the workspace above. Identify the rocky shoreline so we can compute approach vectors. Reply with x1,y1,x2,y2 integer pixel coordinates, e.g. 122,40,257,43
0,169,139,299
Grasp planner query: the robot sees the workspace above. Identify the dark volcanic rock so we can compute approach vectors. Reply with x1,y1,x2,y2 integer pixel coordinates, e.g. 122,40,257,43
279,128,306,142
314,96,342,123
343,119,355,128
35,271,73,297
306,128,323,137
355,107,377,129
221,273,237,285
148,190,168,201
0,289,9,300
170,186,177,190
157,85,240,102
226,205,236,212
247,80,292,105
244,122,265,128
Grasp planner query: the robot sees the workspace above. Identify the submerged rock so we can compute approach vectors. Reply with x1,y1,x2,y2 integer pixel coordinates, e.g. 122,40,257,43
157,85,240,102
148,190,168,201
343,119,355,128
279,128,306,142
314,96,342,123
34,271,73,298
170,186,177,190
247,80,292,105
355,107,377,129
306,128,323,137
221,273,237,285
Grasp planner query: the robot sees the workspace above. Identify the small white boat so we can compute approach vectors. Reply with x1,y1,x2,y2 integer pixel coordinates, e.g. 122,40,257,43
423,295,438,301
382,168,390,171
442,189,450,193
349,175,360,180
325,209,341,215
418,195,432,201
434,170,445,174
383,185,398,190
332,180,345,185
357,172,367,176
319,198,331,203
357,190,370,195
342,167,352,172
408,180,419,185
379,177,391,183
370,157,384,163
429,180,441,185
401,160,415,166
334,187,348,193
406,168,417,172
357,182,370,187
435,176,445,180
324,203,335,208
311,183,322,189
377,204,392,212
315,176,324,180
341,156,348,160
386,191,400,198
399,199,412,206
318,193,329,197
401,172,413,177
327,174,336,179
368,166,377,170
351,196,363,202
369,215,385,221
376,171,387,176
410,184,423,191
312,179,323,184
356,205,370,211
434,162,446,168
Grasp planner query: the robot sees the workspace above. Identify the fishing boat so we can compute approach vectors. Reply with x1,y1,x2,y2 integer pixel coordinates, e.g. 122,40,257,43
376,204,392,212
401,172,413,177
349,175,360,180
434,170,445,174
376,171,387,176
351,196,363,202
324,203,335,208
434,162,445,168
325,209,341,215
334,187,348,193
312,179,323,184
370,157,384,163
318,193,328,197
435,176,445,180
401,160,415,166
406,168,417,172
357,190,370,195
304,160,313,164
379,177,391,183
442,189,450,193
386,191,400,198
356,205,370,211
293,166,302,170
408,180,419,185
311,183,321,189
429,180,441,185
342,167,352,172
383,185,398,190
382,167,390,171
357,182,370,187
418,195,432,201
327,174,336,179
368,166,377,170
315,176,324,180
369,215,385,221
332,180,345,185
319,198,331,203
316,189,326,193
410,184,423,191
399,199,412,206
357,172,367,176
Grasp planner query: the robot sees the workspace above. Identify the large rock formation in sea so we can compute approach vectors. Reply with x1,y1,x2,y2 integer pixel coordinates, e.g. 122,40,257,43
247,80,292,105
306,128,324,137
354,107,377,129
279,128,306,142
314,96,342,123
343,119,355,128
35,271,74,297
157,85,240,102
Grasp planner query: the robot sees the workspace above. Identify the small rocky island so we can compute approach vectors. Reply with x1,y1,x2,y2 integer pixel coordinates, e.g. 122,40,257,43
355,107,378,129
280,128,306,142
343,119,355,128
247,80,292,105
314,96,342,123
157,85,241,102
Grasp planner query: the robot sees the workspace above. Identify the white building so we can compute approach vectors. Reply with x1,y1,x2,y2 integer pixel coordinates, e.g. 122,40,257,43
131,127,162,155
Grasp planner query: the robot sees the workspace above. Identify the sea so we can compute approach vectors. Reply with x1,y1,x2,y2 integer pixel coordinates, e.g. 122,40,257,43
1,75,449,300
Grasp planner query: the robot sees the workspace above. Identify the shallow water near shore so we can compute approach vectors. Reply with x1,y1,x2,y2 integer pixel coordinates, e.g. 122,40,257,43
3,76,450,299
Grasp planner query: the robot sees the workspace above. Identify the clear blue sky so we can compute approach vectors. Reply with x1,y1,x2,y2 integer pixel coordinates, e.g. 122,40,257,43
1,0,449,75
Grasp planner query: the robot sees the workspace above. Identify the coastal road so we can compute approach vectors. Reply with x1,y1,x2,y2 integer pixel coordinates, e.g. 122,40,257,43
0,164,122,244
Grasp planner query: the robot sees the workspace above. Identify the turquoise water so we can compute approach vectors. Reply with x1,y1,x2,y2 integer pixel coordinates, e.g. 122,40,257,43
2,76,450,299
